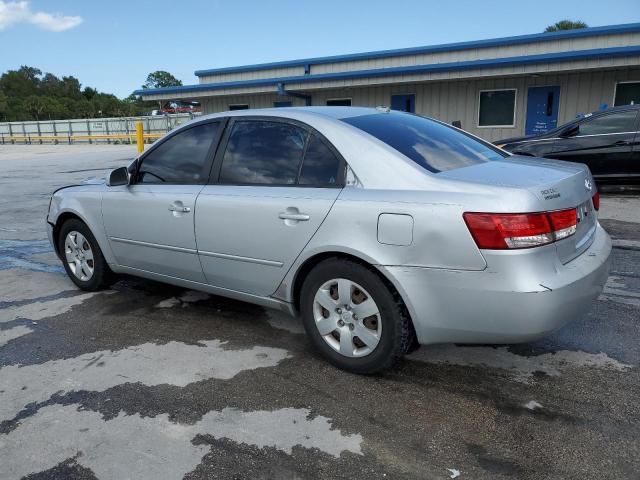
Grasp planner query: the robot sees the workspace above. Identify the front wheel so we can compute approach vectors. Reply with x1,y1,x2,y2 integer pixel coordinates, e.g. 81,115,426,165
58,219,115,291
300,258,414,374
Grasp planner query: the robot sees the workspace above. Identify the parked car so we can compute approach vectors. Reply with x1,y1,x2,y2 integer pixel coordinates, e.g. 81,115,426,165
495,105,640,185
47,107,611,373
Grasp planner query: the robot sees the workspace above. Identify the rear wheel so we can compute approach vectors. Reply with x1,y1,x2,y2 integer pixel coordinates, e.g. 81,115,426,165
300,258,413,374
58,219,115,291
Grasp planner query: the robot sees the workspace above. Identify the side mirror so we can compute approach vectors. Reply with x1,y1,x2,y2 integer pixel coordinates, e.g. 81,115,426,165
107,166,130,187
559,124,579,138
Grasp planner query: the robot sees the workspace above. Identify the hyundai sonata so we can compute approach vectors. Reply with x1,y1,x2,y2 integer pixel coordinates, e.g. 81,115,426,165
47,107,611,373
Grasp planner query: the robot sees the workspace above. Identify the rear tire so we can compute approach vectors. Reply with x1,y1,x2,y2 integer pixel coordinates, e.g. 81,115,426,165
300,258,414,374
58,219,115,291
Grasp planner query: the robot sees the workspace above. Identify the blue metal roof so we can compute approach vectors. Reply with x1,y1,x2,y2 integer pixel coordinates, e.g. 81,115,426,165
194,23,640,77
134,45,640,97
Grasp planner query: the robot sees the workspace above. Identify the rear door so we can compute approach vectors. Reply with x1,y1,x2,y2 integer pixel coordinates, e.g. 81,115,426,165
550,109,637,180
195,118,345,296
102,120,223,282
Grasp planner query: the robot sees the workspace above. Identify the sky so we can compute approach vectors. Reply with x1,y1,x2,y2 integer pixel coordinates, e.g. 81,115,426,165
1,0,639,98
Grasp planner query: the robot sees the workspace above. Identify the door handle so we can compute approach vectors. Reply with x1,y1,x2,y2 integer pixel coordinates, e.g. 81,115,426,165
278,212,310,221
168,203,191,213
613,140,630,146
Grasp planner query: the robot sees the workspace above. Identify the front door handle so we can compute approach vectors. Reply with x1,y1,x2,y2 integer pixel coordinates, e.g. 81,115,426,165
613,140,630,146
279,212,310,221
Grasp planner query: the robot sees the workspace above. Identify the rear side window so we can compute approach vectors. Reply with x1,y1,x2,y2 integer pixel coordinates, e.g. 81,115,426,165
137,122,219,184
220,120,307,185
578,110,638,136
299,135,341,185
342,112,506,173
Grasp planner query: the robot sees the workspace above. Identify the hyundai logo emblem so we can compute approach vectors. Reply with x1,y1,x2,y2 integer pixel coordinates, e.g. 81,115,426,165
585,179,592,191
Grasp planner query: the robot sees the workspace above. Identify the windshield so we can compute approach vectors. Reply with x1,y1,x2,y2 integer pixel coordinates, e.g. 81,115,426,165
342,112,506,173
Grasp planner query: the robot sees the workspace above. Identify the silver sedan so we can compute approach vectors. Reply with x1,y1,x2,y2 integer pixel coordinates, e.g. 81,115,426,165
46,107,611,373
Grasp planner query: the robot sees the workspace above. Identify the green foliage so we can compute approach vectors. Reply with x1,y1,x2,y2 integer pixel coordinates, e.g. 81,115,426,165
544,20,588,32
0,65,161,121
143,71,183,89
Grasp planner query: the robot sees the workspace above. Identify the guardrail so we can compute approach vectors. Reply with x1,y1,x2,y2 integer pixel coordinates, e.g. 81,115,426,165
0,113,197,146
0,132,164,145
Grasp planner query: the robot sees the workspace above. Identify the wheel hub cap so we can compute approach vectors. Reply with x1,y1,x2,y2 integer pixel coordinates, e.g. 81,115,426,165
312,278,382,358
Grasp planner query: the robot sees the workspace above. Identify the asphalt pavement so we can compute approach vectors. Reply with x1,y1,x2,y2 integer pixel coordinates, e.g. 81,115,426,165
0,144,638,480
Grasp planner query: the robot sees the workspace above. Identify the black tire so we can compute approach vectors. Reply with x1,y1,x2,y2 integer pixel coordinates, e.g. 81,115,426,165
57,218,115,291
300,258,414,374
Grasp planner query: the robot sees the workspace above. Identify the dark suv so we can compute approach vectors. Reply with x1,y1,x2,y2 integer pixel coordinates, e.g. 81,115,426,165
495,105,640,185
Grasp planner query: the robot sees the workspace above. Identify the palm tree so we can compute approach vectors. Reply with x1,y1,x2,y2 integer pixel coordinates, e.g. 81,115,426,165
545,20,588,32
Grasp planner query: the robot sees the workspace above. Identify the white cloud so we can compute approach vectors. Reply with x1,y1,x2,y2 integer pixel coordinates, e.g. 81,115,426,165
0,1,82,32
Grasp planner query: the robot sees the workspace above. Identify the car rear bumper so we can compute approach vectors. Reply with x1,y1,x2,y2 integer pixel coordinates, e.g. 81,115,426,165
379,223,611,345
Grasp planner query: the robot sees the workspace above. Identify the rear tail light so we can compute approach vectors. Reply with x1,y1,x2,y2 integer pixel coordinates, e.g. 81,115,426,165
463,208,577,250
592,192,600,211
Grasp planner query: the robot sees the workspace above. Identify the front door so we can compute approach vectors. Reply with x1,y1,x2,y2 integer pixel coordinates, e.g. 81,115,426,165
102,120,222,282
196,118,344,296
525,86,560,135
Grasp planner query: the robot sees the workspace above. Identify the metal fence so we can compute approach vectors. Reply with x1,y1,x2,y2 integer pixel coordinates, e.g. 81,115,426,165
0,113,200,145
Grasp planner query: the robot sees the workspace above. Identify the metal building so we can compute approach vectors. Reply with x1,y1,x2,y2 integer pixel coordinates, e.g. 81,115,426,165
136,23,640,142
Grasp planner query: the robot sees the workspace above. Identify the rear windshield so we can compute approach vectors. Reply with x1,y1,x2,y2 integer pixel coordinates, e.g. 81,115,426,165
342,112,506,172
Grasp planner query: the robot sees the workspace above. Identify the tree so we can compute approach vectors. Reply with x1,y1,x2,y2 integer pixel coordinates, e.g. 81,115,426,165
143,71,183,89
545,20,588,32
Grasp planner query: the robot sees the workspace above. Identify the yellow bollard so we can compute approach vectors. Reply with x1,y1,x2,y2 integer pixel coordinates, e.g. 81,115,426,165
135,121,144,153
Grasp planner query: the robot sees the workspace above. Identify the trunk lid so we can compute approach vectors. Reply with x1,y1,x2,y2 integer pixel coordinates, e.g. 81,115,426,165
439,156,597,263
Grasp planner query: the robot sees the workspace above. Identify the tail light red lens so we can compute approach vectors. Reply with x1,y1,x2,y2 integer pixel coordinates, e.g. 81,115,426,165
592,192,600,211
463,208,577,250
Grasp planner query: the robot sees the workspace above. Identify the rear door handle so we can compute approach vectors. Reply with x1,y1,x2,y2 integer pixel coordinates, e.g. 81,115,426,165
169,205,191,212
613,140,630,146
279,212,310,221
168,201,191,214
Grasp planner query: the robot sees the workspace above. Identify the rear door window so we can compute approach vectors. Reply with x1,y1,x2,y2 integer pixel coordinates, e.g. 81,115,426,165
136,122,220,184
298,134,341,185
343,112,506,173
219,120,307,185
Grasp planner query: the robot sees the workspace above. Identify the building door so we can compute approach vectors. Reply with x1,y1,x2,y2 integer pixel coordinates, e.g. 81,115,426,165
525,86,560,135
391,94,415,113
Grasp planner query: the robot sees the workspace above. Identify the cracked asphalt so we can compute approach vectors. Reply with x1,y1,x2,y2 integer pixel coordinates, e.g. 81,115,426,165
0,145,638,480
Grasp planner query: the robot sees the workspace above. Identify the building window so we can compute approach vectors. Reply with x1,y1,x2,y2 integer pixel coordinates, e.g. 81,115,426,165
391,94,415,113
229,104,249,111
614,82,640,106
273,101,292,107
326,98,351,106
478,89,516,127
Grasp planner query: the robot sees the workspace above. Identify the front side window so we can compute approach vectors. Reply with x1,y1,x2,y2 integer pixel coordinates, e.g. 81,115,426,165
578,110,638,136
478,89,516,127
220,120,307,185
136,122,219,184
343,112,506,173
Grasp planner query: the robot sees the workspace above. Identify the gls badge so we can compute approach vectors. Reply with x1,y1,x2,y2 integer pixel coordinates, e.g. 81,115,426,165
585,178,592,191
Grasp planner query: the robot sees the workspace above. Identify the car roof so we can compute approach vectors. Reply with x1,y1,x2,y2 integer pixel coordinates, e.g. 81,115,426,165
196,106,384,122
